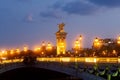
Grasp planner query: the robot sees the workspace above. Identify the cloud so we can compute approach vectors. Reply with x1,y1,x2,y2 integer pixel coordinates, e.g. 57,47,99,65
17,0,32,4
40,11,56,18
18,0,31,2
51,1,65,9
40,0,120,18
40,10,63,19
40,0,99,18
24,13,33,23
89,0,120,7
61,0,98,15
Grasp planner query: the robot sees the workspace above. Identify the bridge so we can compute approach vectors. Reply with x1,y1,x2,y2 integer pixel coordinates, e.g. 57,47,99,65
0,57,120,80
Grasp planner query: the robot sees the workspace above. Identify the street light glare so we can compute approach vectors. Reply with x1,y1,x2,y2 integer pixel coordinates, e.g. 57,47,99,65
79,35,82,40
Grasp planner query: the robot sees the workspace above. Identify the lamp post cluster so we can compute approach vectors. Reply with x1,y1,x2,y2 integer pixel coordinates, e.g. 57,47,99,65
1,35,120,58
34,41,56,57
117,36,120,44
73,35,82,54
93,37,102,49
0,48,21,61
0,41,56,60
91,36,120,57
71,35,120,57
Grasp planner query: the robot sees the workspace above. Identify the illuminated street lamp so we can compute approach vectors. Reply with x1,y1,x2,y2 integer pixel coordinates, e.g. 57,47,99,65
112,50,117,56
46,42,52,51
73,35,82,54
42,41,45,46
95,37,98,42
0,50,5,59
0,50,7,61
34,47,41,52
74,39,80,49
117,36,120,44
38,48,41,50
79,35,82,49
10,49,14,55
112,50,116,54
1,50,5,54
79,35,82,40
1,50,6,57
41,41,46,54
74,39,80,53
16,48,20,54
23,46,28,52
93,37,101,48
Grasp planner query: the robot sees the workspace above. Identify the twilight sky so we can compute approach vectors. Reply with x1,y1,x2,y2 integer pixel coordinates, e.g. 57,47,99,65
0,0,120,50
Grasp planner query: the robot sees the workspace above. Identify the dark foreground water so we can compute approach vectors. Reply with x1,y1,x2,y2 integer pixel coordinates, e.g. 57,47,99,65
0,67,82,80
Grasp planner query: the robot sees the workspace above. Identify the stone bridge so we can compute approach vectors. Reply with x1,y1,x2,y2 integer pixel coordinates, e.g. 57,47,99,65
0,59,106,80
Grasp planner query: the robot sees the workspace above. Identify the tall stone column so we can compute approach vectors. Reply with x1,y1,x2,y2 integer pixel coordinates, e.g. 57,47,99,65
55,23,67,55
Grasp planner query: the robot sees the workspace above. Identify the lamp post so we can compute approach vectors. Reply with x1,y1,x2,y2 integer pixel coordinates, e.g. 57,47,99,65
0,50,5,63
79,35,82,50
46,42,52,51
93,37,101,56
46,42,53,56
74,35,82,54
93,37,100,49
41,41,46,56
10,49,14,55
24,46,28,52
16,48,20,54
34,47,41,57
34,47,41,52
74,39,80,54
117,36,120,44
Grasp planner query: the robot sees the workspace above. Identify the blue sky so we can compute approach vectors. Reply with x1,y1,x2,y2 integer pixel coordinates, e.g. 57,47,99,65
0,0,120,50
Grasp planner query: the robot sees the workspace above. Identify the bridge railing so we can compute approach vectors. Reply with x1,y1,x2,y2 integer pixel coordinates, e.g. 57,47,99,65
36,57,120,63
1,57,120,80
